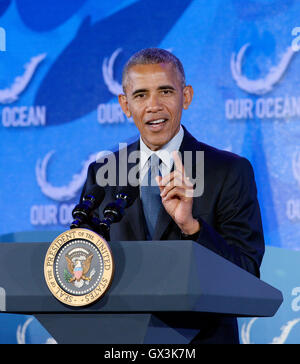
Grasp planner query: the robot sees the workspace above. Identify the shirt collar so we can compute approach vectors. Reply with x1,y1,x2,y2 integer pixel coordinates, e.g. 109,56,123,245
139,125,184,170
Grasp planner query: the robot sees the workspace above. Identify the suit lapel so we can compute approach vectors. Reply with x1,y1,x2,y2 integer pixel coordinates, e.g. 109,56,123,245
118,139,147,240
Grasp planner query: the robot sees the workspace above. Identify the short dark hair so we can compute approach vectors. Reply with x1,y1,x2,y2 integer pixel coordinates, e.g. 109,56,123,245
122,48,186,92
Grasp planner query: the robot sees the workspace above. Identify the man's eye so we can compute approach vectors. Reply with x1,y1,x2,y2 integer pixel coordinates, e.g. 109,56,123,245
134,94,145,99
161,89,173,95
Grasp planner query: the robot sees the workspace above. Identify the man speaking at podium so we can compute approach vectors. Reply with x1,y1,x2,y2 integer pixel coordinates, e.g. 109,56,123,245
81,48,265,344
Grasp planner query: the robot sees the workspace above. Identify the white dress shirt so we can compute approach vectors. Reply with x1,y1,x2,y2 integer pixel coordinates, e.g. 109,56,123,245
139,125,184,185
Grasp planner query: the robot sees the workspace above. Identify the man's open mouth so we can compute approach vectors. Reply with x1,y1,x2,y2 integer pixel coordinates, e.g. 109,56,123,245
146,118,168,126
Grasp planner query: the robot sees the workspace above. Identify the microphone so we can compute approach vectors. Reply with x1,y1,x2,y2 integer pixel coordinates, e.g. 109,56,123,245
70,185,105,229
89,186,138,240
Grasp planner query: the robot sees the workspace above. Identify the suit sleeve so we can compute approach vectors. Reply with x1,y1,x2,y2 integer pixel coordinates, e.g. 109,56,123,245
195,157,265,278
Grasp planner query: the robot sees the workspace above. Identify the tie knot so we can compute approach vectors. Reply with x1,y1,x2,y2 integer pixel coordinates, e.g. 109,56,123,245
150,153,161,169
140,154,162,187
149,154,162,184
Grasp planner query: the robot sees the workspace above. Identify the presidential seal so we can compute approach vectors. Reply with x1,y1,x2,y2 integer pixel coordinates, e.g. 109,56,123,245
44,228,114,307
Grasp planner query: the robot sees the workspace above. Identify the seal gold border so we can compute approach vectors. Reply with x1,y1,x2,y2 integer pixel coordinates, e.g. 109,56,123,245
44,228,114,307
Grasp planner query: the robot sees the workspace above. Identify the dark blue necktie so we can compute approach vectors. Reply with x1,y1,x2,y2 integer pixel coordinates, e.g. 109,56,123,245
141,154,162,240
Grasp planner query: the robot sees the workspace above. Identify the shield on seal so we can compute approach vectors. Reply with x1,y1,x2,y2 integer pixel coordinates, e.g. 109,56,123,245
74,263,83,280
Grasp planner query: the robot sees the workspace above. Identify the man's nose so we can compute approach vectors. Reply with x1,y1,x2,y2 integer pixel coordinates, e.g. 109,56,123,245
145,94,163,112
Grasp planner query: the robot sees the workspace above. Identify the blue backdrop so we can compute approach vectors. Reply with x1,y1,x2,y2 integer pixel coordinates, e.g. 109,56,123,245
0,0,300,343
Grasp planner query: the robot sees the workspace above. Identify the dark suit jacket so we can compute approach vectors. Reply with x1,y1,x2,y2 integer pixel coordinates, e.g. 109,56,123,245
81,126,265,344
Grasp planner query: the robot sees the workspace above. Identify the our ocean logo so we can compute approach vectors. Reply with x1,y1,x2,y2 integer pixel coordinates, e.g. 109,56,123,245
98,48,132,125
30,151,100,227
0,54,47,128
226,42,300,121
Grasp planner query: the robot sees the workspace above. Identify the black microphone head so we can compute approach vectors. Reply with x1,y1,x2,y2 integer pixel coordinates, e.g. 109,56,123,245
115,186,138,208
83,185,105,210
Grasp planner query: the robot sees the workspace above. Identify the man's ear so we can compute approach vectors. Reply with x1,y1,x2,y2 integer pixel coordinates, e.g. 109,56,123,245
118,94,131,118
182,85,194,110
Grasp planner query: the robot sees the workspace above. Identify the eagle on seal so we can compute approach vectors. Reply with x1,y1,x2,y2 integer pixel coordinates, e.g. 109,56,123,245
65,254,93,283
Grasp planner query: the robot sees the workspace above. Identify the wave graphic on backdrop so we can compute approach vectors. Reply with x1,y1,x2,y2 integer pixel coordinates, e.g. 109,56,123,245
36,151,98,202
102,48,123,96
0,53,46,104
231,44,296,95
241,317,300,344
34,0,193,126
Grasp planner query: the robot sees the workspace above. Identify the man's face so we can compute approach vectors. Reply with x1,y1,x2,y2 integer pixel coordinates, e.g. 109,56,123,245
119,63,193,151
